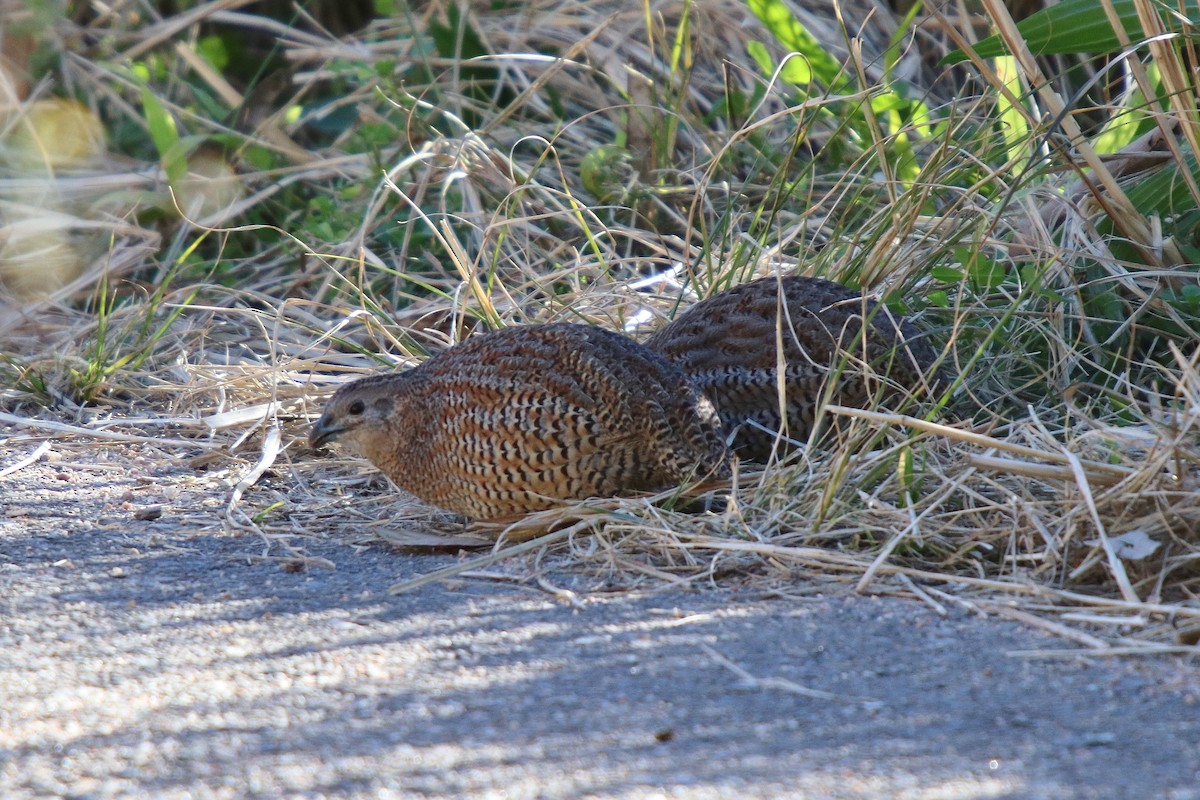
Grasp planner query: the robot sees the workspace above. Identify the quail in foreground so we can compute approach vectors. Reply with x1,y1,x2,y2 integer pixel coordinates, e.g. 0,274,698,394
645,275,945,460
309,323,731,521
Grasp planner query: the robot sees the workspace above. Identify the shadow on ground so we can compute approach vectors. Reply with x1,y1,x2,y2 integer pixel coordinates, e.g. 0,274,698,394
2,461,1199,799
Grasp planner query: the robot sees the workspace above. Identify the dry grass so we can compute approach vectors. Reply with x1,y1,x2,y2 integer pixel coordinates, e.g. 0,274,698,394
2,0,1200,655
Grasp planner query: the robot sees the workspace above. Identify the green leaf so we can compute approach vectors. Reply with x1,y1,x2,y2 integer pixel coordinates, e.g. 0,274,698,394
745,0,851,92
1121,151,1200,219
139,89,175,158
1092,63,1159,154
196,34,229,70
958,248,1006,290
926,290,950,308
931,265,965,282
1101,150,1200,264
1086,286,1126,323
943,0,1197,64
139,88,187,187
745,40,774,76
580,144,630,202
1019,264,1062,300
994,56,1031,161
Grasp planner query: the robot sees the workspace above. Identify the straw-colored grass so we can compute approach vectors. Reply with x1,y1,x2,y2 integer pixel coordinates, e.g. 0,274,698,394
2,0,1200,655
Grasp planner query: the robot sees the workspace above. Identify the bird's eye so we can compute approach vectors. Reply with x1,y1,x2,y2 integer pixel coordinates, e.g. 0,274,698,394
348,399,366,415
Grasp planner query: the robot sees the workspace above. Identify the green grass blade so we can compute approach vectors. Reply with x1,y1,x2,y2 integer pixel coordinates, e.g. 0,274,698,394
746,0,851,92
943,0,1196,63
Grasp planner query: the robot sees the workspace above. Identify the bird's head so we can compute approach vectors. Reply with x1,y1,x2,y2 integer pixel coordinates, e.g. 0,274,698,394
309,376,399,455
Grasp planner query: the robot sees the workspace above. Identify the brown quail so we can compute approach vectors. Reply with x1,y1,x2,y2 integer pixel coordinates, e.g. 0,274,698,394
645,275,946,460
309,323,731,521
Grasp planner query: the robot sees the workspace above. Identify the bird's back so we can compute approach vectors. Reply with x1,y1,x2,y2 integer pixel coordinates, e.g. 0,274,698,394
645,275,944,459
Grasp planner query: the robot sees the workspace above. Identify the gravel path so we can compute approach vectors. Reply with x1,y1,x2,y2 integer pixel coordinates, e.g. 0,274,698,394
2,456,1199,799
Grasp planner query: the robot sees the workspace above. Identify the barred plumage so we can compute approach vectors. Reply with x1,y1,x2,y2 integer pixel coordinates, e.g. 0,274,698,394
310,323,731,520
645,275,945,460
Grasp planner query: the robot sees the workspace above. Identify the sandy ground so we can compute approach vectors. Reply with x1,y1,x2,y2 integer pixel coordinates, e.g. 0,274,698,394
2,449,1199,799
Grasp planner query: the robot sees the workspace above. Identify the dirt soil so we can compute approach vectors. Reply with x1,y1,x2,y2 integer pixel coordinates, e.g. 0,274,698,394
2,449,1200,799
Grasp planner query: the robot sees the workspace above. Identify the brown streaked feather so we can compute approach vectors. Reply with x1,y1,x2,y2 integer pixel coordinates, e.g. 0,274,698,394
645,275,946,459
310,323,731,520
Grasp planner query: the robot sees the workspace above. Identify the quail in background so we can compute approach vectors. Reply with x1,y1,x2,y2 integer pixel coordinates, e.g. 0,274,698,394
310,323,731,521
645,275,946,460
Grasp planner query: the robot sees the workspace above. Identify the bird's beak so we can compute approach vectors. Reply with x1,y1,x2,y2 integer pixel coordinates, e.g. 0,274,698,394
309,414,345,449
